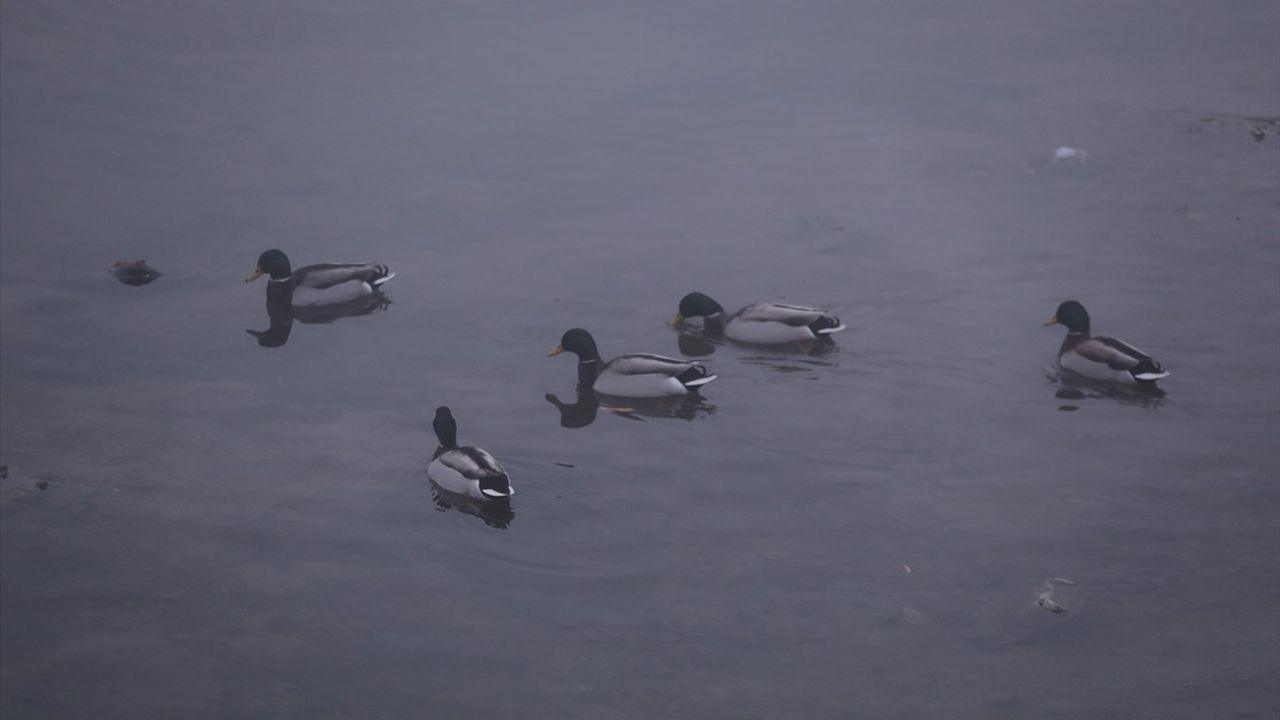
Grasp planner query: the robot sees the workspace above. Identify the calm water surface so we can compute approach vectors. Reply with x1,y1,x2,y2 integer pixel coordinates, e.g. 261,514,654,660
2,2,1278,718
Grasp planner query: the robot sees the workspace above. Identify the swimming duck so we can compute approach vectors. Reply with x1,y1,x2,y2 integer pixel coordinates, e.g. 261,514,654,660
548,328,717,398
1045,301,1169,383
427,407,514,500
245,249,395,306
672,292,846,344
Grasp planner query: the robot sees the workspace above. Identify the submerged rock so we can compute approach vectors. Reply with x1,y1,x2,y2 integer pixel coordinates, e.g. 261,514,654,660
112,260,162,286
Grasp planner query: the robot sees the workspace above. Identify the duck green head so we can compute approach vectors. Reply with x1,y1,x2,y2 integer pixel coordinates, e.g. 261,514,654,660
548,328,600,362
433,406,458,449
245,249,292,282
1045,300,1090,334
673,292,725,326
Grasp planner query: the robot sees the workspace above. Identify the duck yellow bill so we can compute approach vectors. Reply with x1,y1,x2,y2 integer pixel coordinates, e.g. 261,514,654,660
245,267,264,283
670,313,684,327
1042,316,1059,326
547,345,564,357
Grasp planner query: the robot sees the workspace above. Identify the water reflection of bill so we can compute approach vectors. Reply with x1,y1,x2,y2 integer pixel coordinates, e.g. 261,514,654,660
430,481,515,530
245,296,391,349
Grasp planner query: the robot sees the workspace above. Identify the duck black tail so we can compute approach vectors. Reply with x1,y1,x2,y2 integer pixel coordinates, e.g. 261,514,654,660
677,364,717,390
479,474,513,498
369,265,396,287
808,315,846,336
1131,358,1170,382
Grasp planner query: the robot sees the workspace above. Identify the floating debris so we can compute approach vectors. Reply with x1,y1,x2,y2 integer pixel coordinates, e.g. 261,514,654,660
1200,113,1279,142
1037,595,1066,613
112,259,162,286
1052,146,1088,163
1035,577,1077,614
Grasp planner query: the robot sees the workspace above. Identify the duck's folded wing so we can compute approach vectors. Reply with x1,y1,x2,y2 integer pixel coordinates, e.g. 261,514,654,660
1073,337,1150,371
295,263,390,289
607,353,696,376
439,447,505,479
735,303,826,326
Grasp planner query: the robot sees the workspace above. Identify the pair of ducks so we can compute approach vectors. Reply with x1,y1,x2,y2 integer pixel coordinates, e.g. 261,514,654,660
245,250,1170,501
545,291,849,398
243,250,508,502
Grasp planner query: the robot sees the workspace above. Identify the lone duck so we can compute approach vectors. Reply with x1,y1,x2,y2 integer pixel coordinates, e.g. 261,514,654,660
1045,300,1169,383
427,407,514,501
245,249,394,306
672,292,845,344
549,328,717,398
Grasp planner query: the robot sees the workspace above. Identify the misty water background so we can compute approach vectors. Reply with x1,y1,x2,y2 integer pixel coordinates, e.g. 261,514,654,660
2,2,1278,718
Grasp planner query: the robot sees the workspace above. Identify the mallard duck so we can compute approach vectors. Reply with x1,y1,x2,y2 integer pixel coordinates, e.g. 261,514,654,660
245,249,394,306
548,328,717,398
672,292,846,344
1045,301,1169,383
427,407,514,500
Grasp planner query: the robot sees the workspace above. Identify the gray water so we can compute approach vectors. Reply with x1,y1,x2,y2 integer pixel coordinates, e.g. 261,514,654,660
2,2,1278,718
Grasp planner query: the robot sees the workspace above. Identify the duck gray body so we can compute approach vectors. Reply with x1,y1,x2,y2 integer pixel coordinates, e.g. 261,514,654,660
674,292,845,344
550,328,717,398
1046,301,1169,384
246,249,395,307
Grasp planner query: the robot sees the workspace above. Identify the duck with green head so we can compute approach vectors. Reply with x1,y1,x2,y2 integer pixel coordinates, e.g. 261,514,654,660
245,249,395,306
549,328,717,398
428,407,514,501
673,292,846,344
1045,300,1169,384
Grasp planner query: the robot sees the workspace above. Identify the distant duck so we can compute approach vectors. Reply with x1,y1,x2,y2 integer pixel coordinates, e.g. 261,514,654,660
672,292,846,344
549,328,717,398
245,249,394,306
428,407,514,500
1045,301,1169,383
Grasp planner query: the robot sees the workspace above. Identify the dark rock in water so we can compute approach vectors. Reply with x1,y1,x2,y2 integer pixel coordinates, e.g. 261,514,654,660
112,260,162,286
0,465,7,479
35,479,48,490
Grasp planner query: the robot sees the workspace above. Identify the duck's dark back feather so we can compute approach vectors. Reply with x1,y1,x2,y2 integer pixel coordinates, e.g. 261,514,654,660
295,263,391,290
1095,337,1165,376
607,353,698,375
437,446,505,479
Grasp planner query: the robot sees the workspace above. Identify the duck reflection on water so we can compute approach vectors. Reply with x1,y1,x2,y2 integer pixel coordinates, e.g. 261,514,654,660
246,295,391,348
430,481,515,530
545,381,714,428
1045,370,1167,411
